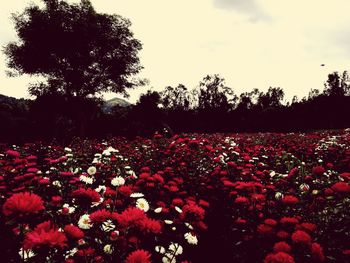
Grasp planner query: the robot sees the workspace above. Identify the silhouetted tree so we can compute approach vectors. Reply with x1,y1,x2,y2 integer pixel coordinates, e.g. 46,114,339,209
323,71,349,97
4,0,143,98
161,84,191,111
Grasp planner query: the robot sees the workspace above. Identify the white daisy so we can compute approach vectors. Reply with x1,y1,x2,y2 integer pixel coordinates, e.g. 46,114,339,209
95,185,106,193
87,166,97,176
164,220,173,225
130,192,144,198
174,206,182,213
101,220,115,232
154,207,162,213
111,176,125,187
78,214,93,229
61,203,75,214
184,232,198,245
168,243,183,255
136,198,150,212
19,248,36,261
162,254,176,263
80,174,93,184
103,244,113,254
155,246,166,254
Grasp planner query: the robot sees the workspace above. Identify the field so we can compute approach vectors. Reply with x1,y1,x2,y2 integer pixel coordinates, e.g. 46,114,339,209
1,131,350,262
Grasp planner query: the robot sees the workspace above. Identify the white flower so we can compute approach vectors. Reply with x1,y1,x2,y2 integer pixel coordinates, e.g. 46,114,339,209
65,248,78,258
103,244,113,254
164,220,173,225
174,206,182,213
106,146,118,153
136,198,150,212
92,158,100,164
78,214,93,229
19,248,36,261
185,222,193,230
111,176,125,187
102,149,111,156
61,203,75,214
162,254,176,263
87,166,97,175
169,243,183,255
91,197,104,207
95,185,106,193
154,207,162,213
101,220,115,232
64,147,72,152
130,192,144,198
172,227,176,231
52,180,62,188
270,171,276,177
155,246,166,254
184,232,198,245
80,175,93,184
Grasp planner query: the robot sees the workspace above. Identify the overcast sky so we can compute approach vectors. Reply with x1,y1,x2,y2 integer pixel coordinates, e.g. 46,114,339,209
1,0,350,103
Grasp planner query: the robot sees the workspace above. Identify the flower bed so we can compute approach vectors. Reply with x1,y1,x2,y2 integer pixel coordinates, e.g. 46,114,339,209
1,130,350,262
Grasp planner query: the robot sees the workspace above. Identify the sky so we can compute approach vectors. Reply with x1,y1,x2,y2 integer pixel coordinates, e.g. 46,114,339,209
1,0,350,103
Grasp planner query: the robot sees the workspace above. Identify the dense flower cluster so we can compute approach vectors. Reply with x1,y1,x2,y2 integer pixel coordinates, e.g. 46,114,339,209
1,130,350,262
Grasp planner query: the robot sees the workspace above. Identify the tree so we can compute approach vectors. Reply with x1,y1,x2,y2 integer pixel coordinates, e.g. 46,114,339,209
160,84,191,111
323,71,349,97
197,74,235,112
4,0,143,98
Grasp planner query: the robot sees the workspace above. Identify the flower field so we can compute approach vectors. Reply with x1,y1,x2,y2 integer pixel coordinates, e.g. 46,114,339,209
1,130,350,262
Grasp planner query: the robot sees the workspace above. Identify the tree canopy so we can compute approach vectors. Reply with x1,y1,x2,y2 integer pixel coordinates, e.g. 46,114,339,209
4,0,143,98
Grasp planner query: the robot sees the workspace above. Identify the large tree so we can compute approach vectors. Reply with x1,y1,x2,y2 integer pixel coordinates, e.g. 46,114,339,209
4,0,143,98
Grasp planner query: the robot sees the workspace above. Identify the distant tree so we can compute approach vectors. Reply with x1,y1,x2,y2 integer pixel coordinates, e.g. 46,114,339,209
161,84,191,111
323,71,349,97
308,89,320,100
257,87,284,109
4,0,143,98
197,74,235,112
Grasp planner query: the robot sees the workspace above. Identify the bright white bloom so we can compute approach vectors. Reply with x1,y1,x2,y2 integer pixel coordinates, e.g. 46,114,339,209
80,175,93,184
164,220,173,225
185,222,193,230
106,146,118,153
64,147,72,152
130,192,144,198
91,197,104,207
174,206,182,213
184,232,198,245
136,198,150,212
92,158,100,164
169,243,183,255
52,180,62,188
103,244,113,254
270,171,276,177
65,248,78,258
124,166,131,170
111,176,125,187
95,185,106,193
162,254,176,263
172,227,176,231
101,220,115,232
62,203,75,214
19,248,36,261
102,149,111,156
154,207,162,213
66,153,73,158
87,166,97,175
155,246,166,254
78,214,93,229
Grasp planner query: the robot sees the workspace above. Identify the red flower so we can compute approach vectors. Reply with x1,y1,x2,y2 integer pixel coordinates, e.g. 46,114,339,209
264,218,278,227
291,230,311,245
234,196,250,205
311,242,325,262
298,222,317,232
273,242,292,253
280,217,299,225
90,209,112,223
64,224,84,239
180,203,205,221
282,195,299,205
125,249,152,263
312,166,325,176
23,221,67,250
72,188,101,203
3,192,44,216
257,224,274,235
331,182,350,193
264,252,295,263
276,231,289,239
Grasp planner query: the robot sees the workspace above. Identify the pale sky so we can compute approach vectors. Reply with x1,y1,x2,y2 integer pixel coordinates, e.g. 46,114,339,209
1,0,350,103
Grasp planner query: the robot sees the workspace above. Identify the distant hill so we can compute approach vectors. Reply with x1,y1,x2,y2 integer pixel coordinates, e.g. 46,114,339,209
102,97,131,114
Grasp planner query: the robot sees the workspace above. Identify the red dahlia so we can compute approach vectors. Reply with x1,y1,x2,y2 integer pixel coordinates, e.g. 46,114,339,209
3,192,45,217
264,252,295,263
23,221,67,250
125,249,152,263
